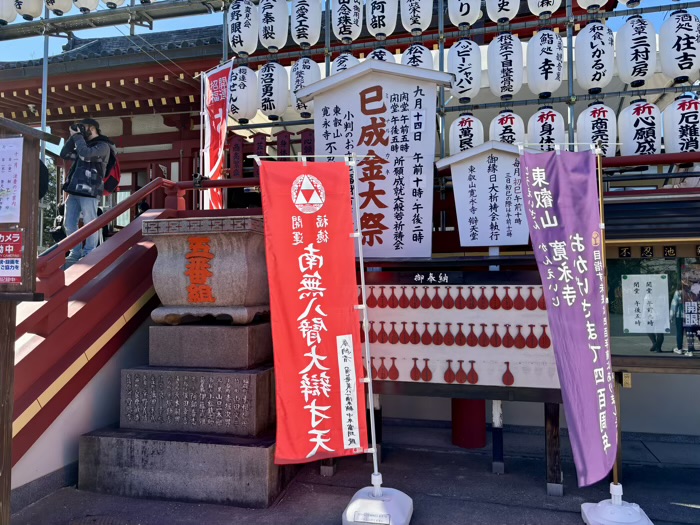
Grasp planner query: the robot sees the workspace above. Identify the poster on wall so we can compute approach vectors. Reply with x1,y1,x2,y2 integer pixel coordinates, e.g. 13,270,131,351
0,137,23,224
0,231,22,284
298,61,451,258
621,274,670,334
681,264,700,327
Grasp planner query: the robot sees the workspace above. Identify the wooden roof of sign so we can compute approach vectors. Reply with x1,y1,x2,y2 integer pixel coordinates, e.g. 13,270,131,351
0,117,60,144
436,141,539,171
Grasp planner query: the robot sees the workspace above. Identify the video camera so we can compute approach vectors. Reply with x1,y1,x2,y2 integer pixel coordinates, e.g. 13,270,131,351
70,123,89,139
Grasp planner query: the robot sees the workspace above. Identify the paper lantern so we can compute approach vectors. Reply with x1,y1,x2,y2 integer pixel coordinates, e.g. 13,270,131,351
448,39,481,103
576,0,607,12
663,94,700,154
527,106,565,151
448,0,480,30
527,29,563,98
485,0,518,24
228,0,259,58
45,0,71,15
366,0,398,40
489,110,525,145
659,10,700,84
616,15,656,88
618,99,661,156
291,58,321,118
228,66,259,124
400,0,432,36
576,102,617,157
258,62,289,121
487,33,523,101
259,0,288,53
105,0,124,8
331,53,360,74
292,0,322,49
14,0,42,19
367,48,396,63
617,0,640,8
449,113,484,155
73,0,97,12
402,44,433,69
528,0,561,19
332,0,362,44
575,21,614,94
1,0,18,23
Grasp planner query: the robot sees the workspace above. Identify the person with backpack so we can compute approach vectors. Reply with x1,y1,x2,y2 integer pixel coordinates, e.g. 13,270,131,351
60,118,118,267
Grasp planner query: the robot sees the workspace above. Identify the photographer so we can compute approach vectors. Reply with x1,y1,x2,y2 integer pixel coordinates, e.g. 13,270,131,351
59,118,117,268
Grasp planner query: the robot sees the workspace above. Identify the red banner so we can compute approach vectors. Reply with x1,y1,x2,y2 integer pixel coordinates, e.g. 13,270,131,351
202,62,232,210
260,161,368,464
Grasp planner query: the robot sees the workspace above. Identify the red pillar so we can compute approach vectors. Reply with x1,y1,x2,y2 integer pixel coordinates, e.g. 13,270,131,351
452,399,487,449
299,128,314,157
275,130,292,158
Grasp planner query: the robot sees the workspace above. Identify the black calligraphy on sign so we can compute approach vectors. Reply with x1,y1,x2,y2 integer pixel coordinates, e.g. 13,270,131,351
676,98,700,152
589,105,612,156
629,17,652,80
631,102,658,155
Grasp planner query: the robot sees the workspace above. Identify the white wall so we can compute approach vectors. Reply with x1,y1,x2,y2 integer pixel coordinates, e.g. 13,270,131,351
11,319,152,490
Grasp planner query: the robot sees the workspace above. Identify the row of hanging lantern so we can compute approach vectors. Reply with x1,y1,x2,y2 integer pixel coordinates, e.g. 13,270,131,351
447,94,700,158
0,0,131,23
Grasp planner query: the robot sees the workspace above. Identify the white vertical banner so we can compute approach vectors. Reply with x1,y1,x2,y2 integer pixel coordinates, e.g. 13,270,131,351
621,274,670,334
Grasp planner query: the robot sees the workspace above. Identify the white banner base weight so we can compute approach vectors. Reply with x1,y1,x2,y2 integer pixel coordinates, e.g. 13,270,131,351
581,483,653,525
342,486,413,525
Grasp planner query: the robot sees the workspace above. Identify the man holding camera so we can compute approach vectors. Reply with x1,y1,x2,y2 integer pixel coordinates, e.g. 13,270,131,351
60,118,117,267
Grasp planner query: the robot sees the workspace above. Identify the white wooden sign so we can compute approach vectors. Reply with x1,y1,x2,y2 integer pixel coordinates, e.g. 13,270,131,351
621,274,670,334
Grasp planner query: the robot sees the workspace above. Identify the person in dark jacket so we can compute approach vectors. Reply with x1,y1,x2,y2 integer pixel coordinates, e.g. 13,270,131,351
60,118,117,267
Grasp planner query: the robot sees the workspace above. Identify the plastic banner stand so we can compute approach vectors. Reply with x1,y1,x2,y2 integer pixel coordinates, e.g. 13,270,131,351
581,483,653,525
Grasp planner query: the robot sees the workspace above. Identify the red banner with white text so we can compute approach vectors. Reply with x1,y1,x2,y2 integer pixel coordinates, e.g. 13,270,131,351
260,161,368,464
202,61,232,210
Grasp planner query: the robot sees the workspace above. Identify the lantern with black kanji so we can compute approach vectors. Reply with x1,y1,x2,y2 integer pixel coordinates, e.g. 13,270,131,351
402,44,433,69
449,113,484,155
14,0,42,19
45,0,72,15
332,0,362,44
527,106,565,151
485,0,518,24
576,102,617,157
659,10,700,84
73,0,97,12
448,39,481,103
400,0,433,36
527,29,563,98
448,0,480,30
576,0,607,12
1,0,17,23
228,0,259,58
489,110,525,144
258,0,288,53
616,15,656,88
229,66,259,124
528,0,561,19
663,94,700,155
366,0,398,40
105,0,124,8
617,0,640,7
487,33,523,100
575,21,614,94
618,99,661,156
331,53,360,74
258,62,289,121
292,0,321,49
367,48,396,63
291,58,321,119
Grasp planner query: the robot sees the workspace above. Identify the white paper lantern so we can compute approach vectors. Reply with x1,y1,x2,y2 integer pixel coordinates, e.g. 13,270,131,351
617,0,640,8
485,0,518,24
73,0,97,12
292,0,322,49
14,0,42,19
449,113,484,155
487,33,523,101
659,10,700,84
400,0,432,36
527,106,565,151
402,44,433,69
489,110,525,145
575,21,614,94
228,0,259,58
1,0,18,23
259,0,288,53
528,0,561,19
577,102,617,157
618,99,661,156
663,94,700,154
366,0,398,40
332,53,360,74
105,0,124,8
45,0,72,15
291,58,321,118
576,0,607,12
448,0,480,29
367,48,396,63
229,66,259,124
258,62,289,121
616,15,656,88
527,29,563,98
332,0,362,44
448,39,481,103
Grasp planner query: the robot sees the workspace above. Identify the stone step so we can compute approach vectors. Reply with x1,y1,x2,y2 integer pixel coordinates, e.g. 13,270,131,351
79,427,296,508
120,366,274,437
149,323,272,369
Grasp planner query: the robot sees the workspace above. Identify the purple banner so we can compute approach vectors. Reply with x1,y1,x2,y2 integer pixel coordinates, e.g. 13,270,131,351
520,150,617,487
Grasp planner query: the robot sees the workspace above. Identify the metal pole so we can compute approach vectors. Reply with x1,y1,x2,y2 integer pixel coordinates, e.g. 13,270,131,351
565,0,575,151
222,4,228,62
438,0,446,160
324,0,331,76
40,7,49,164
